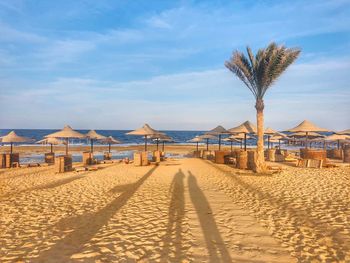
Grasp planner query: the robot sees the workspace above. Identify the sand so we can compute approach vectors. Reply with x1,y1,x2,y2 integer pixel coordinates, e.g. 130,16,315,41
0,156,349,262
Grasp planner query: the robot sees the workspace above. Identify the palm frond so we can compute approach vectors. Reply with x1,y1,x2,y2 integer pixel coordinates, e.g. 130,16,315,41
225,42,301,100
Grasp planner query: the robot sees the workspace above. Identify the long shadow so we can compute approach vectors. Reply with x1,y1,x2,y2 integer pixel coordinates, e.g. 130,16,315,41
188,172,232,262
205,160,349,261
1,174,86,199
0,167,54,180
161,169,185,261
34,165,158,262
1,164,116,199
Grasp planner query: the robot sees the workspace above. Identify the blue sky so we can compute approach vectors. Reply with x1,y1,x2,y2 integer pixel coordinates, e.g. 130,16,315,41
0,0,349,130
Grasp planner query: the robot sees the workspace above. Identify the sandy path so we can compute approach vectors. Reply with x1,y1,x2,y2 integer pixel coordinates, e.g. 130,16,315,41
0,158,296,262
205,160,350,262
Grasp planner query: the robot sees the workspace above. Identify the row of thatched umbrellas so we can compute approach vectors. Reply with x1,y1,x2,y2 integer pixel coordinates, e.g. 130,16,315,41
0,126,122,155
1,121,349,155
0,124,173,155
188,120,350,150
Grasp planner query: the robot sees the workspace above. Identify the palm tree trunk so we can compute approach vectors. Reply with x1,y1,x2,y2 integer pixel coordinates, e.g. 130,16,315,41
255,99,267,173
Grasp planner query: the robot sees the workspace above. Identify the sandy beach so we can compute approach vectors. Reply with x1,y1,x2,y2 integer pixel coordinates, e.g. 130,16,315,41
1,154,349,262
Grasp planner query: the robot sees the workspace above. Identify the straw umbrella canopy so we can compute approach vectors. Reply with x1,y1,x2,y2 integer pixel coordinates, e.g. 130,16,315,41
156,135,173,151
228,121,257,151
287,120,329,148
269,133,287,148
188,136,203,151
85,130,107,153
227,134,251,149
223,137,241,152
101,136,121,153
1,131,33,154
264,127,277,149
45,125,86,155
324,134,350,149
198,134,218,151
290,131,325,148
338,129,350,135
150,133,170,151
126,124,163,151
206,125,230,150
36,137,64,153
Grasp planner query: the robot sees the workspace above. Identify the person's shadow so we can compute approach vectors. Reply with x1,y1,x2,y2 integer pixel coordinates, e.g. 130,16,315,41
161,169,186,261
188,171,232,262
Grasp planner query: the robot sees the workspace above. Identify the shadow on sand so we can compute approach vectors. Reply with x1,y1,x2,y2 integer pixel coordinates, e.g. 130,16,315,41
205,160,349,261
188,171,232,262
34,165,158,262
161,169,186,261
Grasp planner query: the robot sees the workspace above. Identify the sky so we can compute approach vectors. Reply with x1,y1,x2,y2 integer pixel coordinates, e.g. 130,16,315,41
0,0,349,131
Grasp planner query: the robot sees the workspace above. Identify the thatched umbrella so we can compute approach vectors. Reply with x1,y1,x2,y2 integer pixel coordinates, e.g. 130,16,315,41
158,135,173,151
338,129,350,135
269,132,287,148
290,131,325,148
101,136,121,153
188,136,203,151
223,137,240,153
229,121,257,151
150,133,171,151
264,127,277,149
227,133,252,149
198,134,218,151
45,125,86,155
1,131,33,154
126,124,163,151
36,137,64,153
287,120,329,148
324,134,350,149
86,130,107,153
206,125,230,150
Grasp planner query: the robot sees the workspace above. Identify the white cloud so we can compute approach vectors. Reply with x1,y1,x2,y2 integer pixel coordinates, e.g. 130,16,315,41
1,56,349,130
0,22,46,43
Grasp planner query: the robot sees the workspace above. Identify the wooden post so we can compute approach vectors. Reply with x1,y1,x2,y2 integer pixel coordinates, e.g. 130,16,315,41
65,138,69,155
145,135,148,151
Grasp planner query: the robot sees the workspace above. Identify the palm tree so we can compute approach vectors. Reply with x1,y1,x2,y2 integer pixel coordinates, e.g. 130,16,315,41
225,42,300,172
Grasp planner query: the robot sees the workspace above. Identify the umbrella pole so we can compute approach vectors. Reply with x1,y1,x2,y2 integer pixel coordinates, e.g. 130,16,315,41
219,134,221,150
337,140,340,150
196,142,198,151
305,132,308,149
66,138,69,155
162,141,165,152
109,143,111,153
10,142,13,154
206,138,209,151
91,139,94,153
244,133,247,151
145,135,147,151
51,143,53,153
268,135,270,149
156,139,159,151
279,139,281,148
